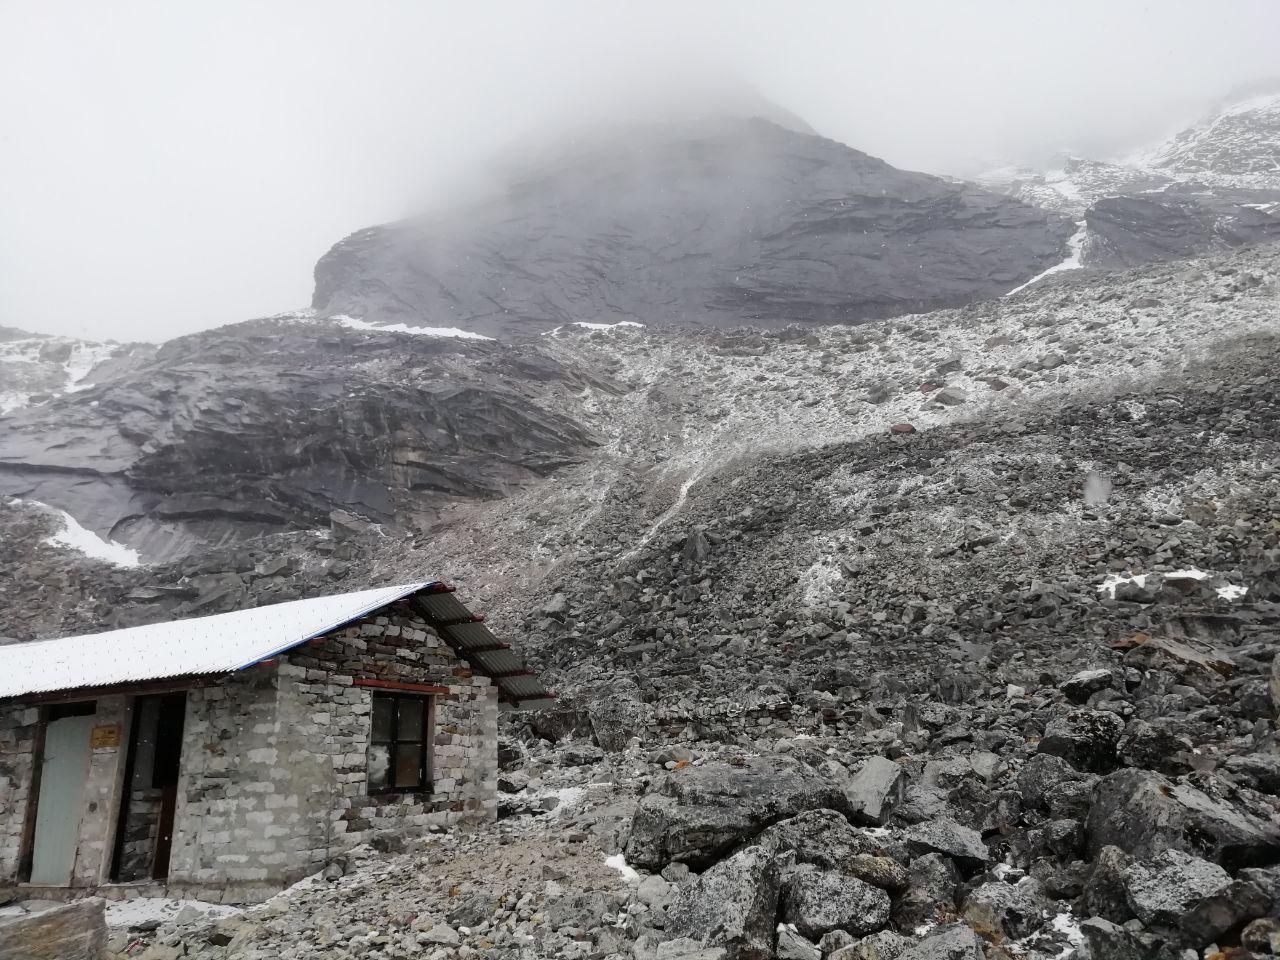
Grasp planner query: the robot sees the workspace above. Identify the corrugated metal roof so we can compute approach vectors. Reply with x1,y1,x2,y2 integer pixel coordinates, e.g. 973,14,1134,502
0,582,554,709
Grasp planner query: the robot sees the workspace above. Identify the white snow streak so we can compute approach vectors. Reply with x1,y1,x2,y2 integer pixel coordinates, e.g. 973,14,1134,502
39,504,142,568
332,315,494,341
1005,222,1088,296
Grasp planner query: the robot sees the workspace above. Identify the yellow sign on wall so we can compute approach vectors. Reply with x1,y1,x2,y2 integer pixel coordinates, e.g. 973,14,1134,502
90,724,121,749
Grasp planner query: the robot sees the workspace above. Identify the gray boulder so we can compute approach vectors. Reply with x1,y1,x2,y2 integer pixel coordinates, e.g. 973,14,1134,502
845,756,906,826
781,867,892,939
755,808,879,870
0,899,107,960
1176,878,1272,949
1059,668,1115,703
897,924,986,960
890,853,960,930
776,927,821,960
961,878,1049,939
903,818,989,870
1036,710,1125,773
627,758,847,870
1016,753,1097,821
1080,845,1133,922
666,845,784,960
1121,848,1231,927
830,931,912,960
1086,768,1280,868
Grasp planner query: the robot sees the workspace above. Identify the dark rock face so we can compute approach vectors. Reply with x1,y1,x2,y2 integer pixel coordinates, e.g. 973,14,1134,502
1085,193,1280,269
0,319,604,560
312,119,1072,338
1085,768,1280,868
626,758,847,870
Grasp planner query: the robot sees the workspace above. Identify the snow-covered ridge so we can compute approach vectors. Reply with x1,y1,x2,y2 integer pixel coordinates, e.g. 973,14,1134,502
0,335,129,414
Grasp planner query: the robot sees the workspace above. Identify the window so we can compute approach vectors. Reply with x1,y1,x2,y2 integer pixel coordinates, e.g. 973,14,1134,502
367,693,432,793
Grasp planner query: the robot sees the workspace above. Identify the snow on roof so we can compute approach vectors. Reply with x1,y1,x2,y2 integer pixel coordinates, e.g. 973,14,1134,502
0,582,434,699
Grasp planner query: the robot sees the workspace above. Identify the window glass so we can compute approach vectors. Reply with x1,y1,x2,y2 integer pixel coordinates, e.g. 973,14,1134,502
367,744,390,790
394,743,423,788
371,697,394,743
397,699,424,741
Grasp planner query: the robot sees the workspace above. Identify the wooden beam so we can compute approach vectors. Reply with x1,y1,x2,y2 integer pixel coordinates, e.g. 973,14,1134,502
503,691,559,705
354,678,449,695
437,615,486,626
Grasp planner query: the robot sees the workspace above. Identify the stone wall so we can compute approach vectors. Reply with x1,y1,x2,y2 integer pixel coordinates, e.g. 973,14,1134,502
0,705,39,882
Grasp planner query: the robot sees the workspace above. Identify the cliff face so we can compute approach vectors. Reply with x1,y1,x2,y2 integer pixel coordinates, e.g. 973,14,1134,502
312,118,1073,338
0,317,607,562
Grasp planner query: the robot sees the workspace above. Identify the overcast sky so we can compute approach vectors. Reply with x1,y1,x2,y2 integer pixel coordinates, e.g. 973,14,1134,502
2,1,1278,342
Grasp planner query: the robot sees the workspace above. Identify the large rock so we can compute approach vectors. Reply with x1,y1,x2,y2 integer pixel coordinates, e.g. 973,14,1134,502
897,924,985,960
1120,848,1231,927
1086,769,1280,868
1177,878,1272,949
781,867,891,940
890,853,960,931
1036,710,1125,773
665,845,784,960
0,899,107,960
755,809,879,870
626,758,847,870
961,878,1048,939
844,757,906,826
903,818,989,870
1016,753,1098,821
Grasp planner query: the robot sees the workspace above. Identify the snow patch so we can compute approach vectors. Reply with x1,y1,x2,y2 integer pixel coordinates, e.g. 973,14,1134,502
35,502,142,568
105,898,239,930
331,315,494,341
544,321,645,336
604,853,640,883
1099,568,1247,601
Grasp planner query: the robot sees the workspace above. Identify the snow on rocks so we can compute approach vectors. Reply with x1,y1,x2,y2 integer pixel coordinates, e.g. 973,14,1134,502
24,499,142,567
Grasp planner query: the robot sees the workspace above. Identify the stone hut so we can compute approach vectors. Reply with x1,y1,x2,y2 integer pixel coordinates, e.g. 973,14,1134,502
0,581,552,903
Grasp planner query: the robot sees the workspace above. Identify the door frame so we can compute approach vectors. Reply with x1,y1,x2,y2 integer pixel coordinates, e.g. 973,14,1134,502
18,701,97,885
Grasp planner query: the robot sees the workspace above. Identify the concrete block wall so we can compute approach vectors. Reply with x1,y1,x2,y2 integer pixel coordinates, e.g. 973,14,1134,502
0,705,39,883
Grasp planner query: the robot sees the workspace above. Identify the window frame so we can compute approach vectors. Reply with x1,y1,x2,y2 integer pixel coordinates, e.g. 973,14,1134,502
366,692,434,795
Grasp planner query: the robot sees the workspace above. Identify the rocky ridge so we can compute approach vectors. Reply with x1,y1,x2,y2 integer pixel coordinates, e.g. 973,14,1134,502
980,90,1280,274
311,116,1072,338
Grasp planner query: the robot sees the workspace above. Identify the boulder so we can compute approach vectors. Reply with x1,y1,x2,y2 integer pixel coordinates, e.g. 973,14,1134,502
627,758,847,870
781,867,891,939
961,878,1049,939
666,845,783,960
1121,848,1231,927
755,809,879,870
1086,768,1280,868
897,924,985,960
903,818,989,870
1080,845,1132,922
1176,879,1272,949
0,899,107,960
890,853,960,930
1078,917,1179,960
845,756,906,826
776,927,821,960
1016,753,1097,821
1036,710,1124,773
1115,720,1192,776
830,931,912,960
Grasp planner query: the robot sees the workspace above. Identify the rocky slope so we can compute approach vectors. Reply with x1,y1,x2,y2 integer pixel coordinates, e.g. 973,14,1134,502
311,117,1073,338
980,90,1280,275
0,325,151,414
2,243,1279,959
